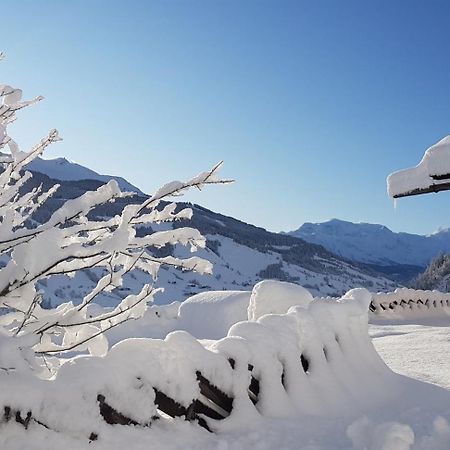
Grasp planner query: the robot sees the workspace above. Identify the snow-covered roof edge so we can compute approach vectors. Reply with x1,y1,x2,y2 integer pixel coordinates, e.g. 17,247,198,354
387,135,450,198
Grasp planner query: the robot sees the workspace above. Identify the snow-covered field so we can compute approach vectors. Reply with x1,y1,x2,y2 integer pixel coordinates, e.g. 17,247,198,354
2,287,450,450
371,320,450,392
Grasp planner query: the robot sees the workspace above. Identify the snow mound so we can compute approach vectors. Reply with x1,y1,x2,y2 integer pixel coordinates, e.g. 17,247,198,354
178,290,251,339
248,280,313,321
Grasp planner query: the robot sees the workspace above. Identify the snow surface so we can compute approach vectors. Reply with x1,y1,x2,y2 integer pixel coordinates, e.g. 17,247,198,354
247,279,313,320
178,290,251,339
371,321,450,391
2,283,450,450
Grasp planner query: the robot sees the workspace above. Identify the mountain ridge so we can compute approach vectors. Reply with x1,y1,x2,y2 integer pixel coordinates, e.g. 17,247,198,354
19,164,398,306
288,218,450,268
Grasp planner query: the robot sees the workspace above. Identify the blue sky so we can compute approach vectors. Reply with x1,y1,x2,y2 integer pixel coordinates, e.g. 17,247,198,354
2,0,450,235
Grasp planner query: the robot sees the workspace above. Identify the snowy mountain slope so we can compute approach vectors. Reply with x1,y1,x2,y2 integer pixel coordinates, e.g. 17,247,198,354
412,253,450,292
22,171,397,307
39,223,397,308
288,218,450,267
27,156,144,194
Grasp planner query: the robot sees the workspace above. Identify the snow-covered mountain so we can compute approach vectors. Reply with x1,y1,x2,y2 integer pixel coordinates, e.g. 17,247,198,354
27,156,144,195
23,170,397,307
288,219,450,268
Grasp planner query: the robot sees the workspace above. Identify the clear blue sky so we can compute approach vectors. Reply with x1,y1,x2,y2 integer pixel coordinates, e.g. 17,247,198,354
3,0,450,235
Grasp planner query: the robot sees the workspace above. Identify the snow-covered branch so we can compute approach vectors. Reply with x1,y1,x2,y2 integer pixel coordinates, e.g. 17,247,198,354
0,54,232,373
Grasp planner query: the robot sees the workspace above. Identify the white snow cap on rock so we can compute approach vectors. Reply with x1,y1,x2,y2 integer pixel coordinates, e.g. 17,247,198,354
387,135,450,198
247,279,313,321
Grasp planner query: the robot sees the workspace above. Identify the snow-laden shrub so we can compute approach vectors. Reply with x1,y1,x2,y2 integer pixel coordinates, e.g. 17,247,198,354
0,53,231,376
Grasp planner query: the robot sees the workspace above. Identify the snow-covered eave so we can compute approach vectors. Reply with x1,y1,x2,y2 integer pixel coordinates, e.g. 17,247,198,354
387,135,450,198
388,167,450,199
394,180,450,198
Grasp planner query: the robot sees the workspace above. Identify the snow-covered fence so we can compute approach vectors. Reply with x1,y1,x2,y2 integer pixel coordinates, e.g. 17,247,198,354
1,288,398,440
369,288,450,319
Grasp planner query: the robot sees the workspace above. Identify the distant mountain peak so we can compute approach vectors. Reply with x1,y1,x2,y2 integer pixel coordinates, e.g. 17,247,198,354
288,219,450,267
53,157,70,165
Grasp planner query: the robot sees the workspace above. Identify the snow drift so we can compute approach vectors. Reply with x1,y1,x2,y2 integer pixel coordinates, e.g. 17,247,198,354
3,283,450,447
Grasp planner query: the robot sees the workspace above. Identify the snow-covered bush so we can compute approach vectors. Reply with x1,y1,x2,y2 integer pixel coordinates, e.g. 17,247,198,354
0,54,230,375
